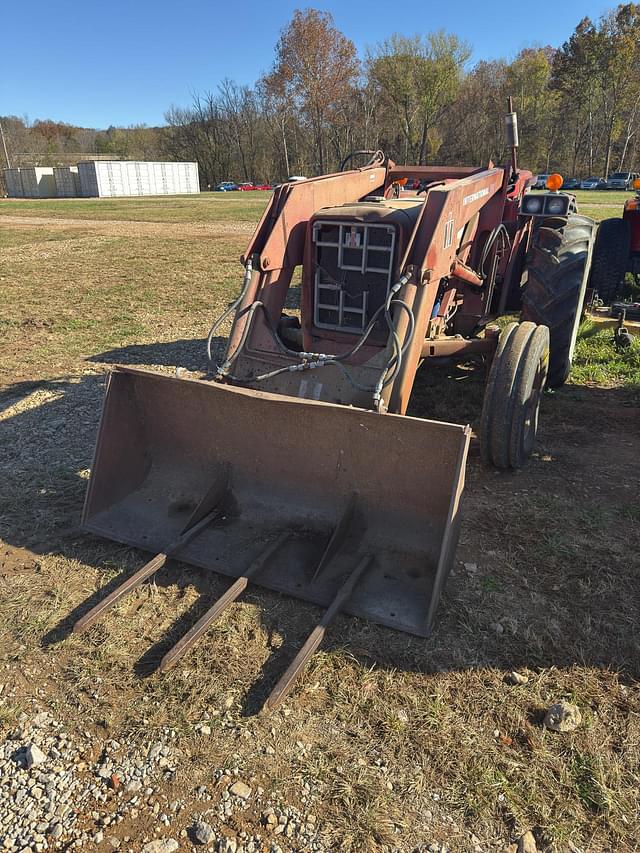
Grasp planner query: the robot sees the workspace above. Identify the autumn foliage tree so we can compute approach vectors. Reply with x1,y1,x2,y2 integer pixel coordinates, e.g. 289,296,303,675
262,9,360,173
552,5,640,175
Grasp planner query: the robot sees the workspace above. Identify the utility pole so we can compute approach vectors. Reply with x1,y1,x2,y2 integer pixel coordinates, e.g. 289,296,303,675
0,120,11,168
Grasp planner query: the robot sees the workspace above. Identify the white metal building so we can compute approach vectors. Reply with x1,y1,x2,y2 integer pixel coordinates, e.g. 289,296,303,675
3,168,24,197
53,166,81,198
12,167,57,198
77,160,200,197
3,161,200,198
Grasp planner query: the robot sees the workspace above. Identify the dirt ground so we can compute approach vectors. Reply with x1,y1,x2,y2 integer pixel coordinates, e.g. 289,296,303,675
1,196,639,853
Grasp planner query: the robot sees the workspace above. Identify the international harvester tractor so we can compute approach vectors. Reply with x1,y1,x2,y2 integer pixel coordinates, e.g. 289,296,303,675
76,105,595,708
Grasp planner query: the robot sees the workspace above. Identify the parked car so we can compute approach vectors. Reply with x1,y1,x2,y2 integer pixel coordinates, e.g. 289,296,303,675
215,182,239,192
561,177,580,190
532,174,550,189
606,171,639,190
236,182,274,191
273,176,308,189
580,176,607,190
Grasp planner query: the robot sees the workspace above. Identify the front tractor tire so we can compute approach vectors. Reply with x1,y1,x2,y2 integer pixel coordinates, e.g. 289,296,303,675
480,321,550,470
521,214,595,388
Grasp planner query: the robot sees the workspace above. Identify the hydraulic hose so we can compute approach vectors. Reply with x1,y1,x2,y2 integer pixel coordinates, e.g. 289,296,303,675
372,298,415,408
479,224,511,279
207,266,416,402
206,259,253,366
215,299,264,379
250,276,415,399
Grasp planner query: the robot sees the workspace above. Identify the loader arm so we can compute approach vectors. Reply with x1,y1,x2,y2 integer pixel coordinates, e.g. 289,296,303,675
228,164,388,366
222,166,510,414
385,167,506,414
242,164,389,272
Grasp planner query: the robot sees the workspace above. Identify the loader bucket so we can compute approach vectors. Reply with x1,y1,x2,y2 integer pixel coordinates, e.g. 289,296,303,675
82,367,470,637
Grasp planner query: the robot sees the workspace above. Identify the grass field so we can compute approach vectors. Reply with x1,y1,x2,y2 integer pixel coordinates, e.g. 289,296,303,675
0,192,639,853
0,192,269,223
0,187,632,224
567,189,633,206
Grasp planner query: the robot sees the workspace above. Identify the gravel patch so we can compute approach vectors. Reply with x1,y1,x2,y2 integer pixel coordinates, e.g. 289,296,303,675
0,710,332,852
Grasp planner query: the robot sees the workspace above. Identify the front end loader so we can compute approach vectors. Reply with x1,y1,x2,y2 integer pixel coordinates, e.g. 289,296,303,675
77,106,595,707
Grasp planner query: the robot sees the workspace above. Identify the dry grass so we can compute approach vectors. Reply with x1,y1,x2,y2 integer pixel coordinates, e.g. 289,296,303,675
572,189,634,206
0,194,639,852
0,193,269,223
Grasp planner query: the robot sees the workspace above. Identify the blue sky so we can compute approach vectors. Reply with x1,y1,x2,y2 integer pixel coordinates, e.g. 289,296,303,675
2,0,612,129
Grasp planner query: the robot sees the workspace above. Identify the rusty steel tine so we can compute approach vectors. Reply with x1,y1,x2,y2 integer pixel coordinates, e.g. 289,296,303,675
311,491,357,583
159,532,290,673
265,554,373,712
73,508,221,635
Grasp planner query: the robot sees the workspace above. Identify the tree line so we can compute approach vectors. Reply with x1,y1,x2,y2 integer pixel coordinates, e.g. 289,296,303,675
0,118,163,167
4,4,640,186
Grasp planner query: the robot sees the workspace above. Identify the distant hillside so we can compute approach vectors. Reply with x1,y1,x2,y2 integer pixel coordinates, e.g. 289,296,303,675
0,118,164,168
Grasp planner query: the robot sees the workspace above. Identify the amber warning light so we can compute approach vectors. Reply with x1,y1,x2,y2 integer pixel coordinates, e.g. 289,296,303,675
546,174,563,191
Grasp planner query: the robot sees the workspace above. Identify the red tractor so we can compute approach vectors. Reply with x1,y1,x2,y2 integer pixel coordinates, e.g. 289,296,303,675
590,177,640,303
74,104,596,705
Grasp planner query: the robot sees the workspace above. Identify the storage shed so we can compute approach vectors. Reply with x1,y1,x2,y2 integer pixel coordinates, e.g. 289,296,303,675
19,167,57,198
3,168,24,197
77,161,200,197
53,166,81,198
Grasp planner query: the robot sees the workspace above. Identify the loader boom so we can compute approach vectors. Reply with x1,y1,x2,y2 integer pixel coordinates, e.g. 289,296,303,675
221,160,531,416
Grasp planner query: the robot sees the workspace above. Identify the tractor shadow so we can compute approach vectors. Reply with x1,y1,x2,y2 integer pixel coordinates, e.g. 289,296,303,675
86,335,226,374
2,340,640,711
408,354,487,424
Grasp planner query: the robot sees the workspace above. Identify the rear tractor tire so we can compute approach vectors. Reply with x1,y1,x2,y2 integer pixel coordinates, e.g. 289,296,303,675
588,217,630,304
522,214,595,388
480,321,550,470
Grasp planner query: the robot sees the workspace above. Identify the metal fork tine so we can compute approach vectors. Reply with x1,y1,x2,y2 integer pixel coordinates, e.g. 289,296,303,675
73,468,232,636
158,533,290,672
264,554,373,711
73,507,222,635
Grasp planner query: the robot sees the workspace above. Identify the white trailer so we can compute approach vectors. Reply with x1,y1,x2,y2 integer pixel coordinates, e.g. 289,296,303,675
53,166,81,198
19,167,57,198
3,168,24,197
77,161,200,198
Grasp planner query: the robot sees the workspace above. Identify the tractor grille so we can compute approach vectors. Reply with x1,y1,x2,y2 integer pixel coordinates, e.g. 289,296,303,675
312,220,396,333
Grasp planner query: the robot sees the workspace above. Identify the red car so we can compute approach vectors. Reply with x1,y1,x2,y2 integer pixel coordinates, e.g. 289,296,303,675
237,181,273,191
